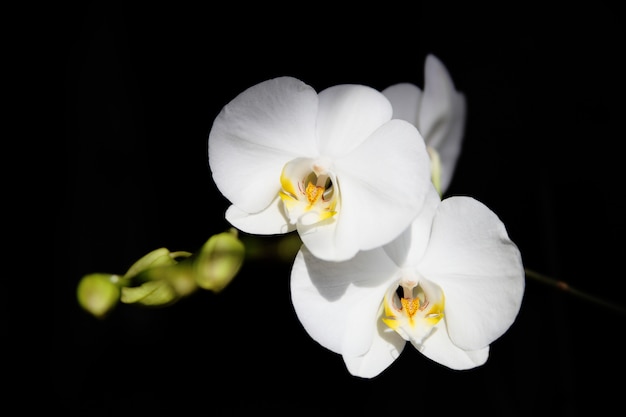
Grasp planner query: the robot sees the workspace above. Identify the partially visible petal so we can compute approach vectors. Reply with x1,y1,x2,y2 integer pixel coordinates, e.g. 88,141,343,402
419,55,466,193
316,84,393,157
417,319,489,370
333,119,431,256
208,77,319,214
343,312,406,378
381,82,422,126
419,55,459,148
383,185,440,267
290,246,397,355
437,91,466,193
418,197,525,350
225,198,294,235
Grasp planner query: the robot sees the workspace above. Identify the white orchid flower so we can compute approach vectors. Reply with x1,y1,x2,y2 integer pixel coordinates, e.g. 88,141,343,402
208,76,432,262
382,54,466,195
290,186,525,378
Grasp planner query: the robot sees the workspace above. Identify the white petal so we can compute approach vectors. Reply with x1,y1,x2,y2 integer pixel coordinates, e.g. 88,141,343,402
208,76,319,214
419,55,458,147
419,55,466,193
417,319,489,370
333,119,432,255
383,185,441,267
296,218,347,261
290,246,397,355
225,198,294,235
418,197,525,350
381,82,422,126
316,84,393,157
343,315,406,378
437,91,466,193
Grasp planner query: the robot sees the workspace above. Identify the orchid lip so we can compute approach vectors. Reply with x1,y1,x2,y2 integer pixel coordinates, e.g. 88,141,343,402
279,157,339,226
381,270,445,345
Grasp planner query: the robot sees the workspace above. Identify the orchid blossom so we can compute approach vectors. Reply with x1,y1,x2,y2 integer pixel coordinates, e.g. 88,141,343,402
382,54,466,195
290,186,525,378
208,76,432,262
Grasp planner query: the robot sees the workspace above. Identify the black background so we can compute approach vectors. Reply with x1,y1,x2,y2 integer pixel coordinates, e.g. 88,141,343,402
57,3,625,416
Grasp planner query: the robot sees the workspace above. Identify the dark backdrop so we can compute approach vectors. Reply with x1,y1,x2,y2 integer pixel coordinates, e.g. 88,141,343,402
57,3,625,415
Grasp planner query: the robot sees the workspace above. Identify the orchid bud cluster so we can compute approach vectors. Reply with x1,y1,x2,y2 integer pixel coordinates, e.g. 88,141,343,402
207,55,525,378
77,228,245,318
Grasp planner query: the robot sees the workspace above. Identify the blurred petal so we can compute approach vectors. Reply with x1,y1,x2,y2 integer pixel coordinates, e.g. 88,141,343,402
381,82,422,126
333,119,432,254
290,246,397,354
208,77,319,213
437,90,466,193
418,197,525,350
419,55,458,148
225,198,294,235
419,55,466,193
316,84,393,156
417,319,489,370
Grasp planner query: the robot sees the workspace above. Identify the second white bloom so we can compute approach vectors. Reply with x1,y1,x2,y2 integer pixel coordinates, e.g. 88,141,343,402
291,187,525,378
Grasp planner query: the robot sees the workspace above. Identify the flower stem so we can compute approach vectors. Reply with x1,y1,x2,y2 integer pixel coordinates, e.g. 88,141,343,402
524,268,626,316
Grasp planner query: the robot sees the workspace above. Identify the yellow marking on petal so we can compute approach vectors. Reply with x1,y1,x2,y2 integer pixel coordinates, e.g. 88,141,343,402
382,317,399,330
280,169,297,197
423,294,445,326
383,293,396,317
279,190,299,209
382,295,400,330
317,209,337,221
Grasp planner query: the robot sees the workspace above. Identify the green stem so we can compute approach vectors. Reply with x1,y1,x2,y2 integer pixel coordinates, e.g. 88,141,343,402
525,268,626,316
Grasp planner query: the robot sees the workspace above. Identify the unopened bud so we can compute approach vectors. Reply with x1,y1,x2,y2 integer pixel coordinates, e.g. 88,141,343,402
120,271,179,306
194,228,245,292
77,273,121,318
124,248,188,280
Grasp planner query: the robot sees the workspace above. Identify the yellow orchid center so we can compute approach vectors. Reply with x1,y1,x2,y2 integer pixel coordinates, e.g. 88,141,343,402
305,181,324,205
382,270,445,345
279,157,339,226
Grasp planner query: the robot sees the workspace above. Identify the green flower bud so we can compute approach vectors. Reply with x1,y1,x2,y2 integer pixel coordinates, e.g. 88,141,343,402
163,260,197,297
118,248,196,307
120,273,179,306
194,228,245,292
77,273,122,318
123,248,189,280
